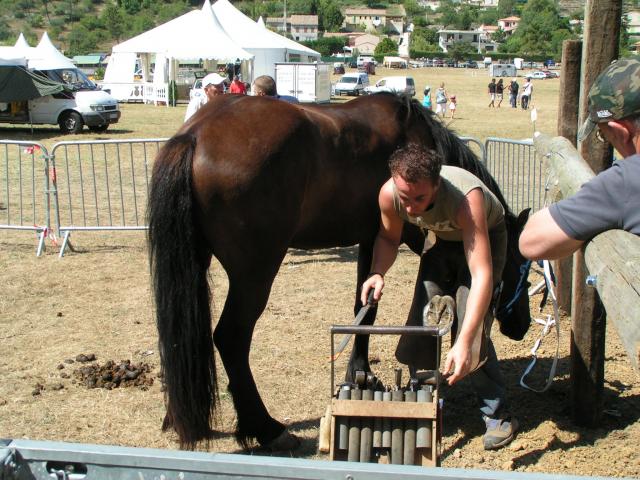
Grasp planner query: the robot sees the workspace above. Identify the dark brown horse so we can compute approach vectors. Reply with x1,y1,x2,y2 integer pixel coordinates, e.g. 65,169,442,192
147,93,531,451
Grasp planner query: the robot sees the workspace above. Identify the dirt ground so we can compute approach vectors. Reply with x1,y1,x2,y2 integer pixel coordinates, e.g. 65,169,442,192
0,231,639,478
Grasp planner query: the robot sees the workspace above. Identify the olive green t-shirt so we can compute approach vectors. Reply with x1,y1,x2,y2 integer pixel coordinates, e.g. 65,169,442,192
392,165,504,242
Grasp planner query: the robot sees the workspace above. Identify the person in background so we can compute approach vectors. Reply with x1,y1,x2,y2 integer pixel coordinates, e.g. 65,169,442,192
521,77,533,110
435,82,448,118
496,79,504,108
508,78,519,108
251,75,299,103
449,94,457,119
184,72,226,122
519,58,640,260
422,85,432,110
229,75,247,95
361,143,519,451
488,78,496,108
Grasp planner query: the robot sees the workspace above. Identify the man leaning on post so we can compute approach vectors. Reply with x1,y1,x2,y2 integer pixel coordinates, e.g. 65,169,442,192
519,58,640,261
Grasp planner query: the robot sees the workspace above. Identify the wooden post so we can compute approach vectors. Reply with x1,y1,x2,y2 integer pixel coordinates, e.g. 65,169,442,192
554,39,582,314
572,0,623,427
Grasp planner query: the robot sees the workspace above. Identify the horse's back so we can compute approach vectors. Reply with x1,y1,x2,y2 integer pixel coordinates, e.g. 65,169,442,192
184,95,404,249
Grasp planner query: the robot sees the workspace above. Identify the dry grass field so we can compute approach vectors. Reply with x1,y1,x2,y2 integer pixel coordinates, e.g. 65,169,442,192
1,67,639,478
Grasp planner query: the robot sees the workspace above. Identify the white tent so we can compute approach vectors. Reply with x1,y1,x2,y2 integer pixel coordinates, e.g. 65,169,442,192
212,0,320,78
104,0,253,102
30,32,76,70
0,32,75,70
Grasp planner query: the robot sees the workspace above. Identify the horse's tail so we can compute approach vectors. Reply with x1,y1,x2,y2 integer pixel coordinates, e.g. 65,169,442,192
147,133,216,449
406,97,513,217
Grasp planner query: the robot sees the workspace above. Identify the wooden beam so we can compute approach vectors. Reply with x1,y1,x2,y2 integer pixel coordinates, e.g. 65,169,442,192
572,0,623,426
585,231,640,372
554,39,583,314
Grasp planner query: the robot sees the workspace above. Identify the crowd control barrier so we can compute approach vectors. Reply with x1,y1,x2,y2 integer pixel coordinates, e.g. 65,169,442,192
50,138,167,256
484,137,546,214
0,141,53,256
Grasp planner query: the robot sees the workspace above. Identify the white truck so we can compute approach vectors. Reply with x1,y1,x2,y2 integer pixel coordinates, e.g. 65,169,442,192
0,52,121,134
274,62,331,103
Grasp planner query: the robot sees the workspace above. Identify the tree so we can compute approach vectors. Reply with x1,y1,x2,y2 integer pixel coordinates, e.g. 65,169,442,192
101,3,124,41
448,41,475,61
498,0,516,17
374,37,397,56
503,0,574,56
318,0,343,32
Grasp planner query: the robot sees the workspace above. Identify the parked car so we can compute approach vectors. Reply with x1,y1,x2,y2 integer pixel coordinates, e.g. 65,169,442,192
528,71,547,80
334,72,369,96
347,59,357,68
446,59,457,68
364,76,416,96
542,70,559,78
460,60,478,69
433,58,445,67
333,63,345,75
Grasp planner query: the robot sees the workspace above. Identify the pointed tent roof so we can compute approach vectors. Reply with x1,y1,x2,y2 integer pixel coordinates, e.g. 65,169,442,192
112,0,252,62
212,0,319,57
28,32,76,70
257,16,265,28
14,33,30,49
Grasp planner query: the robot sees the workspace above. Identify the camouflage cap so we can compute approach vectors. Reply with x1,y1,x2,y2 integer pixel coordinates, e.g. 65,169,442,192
578,58,640,141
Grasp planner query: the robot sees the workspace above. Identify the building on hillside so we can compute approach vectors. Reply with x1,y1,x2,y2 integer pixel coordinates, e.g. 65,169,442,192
477,24,499,39
354,33,380,55
265,16,287,32
497,16,520,36
437,29,498,53
289,15,318,42
418,0,441,10
464,0,498,6
265,14,319,41
342,6,406,34
386,5,406,35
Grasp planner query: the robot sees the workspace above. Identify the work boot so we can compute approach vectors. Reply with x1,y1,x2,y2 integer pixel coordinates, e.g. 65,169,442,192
482,415,519,450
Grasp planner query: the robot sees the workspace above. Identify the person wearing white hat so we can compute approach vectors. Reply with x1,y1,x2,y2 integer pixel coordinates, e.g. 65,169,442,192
184,72,226,122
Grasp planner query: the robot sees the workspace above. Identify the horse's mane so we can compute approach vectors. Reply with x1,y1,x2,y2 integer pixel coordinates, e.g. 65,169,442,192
400,95,515,220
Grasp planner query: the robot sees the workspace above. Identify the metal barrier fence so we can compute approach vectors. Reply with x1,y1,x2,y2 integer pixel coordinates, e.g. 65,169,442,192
459,136,486,164
484,137,547,214
1,136,546,257
50,138,167,256
0,141,52,256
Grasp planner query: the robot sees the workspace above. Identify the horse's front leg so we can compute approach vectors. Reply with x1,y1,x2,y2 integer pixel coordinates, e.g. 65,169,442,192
345,238,377,383
213,275,298,451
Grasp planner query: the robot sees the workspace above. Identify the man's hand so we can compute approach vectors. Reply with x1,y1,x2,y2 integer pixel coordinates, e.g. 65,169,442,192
360,273,384,305
443,340,472,385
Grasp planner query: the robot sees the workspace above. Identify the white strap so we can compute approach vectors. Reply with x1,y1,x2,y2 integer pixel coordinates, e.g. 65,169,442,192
519,260,561,393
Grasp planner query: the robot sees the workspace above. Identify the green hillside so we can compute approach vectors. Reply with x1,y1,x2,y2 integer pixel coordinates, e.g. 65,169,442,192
0,0,636,57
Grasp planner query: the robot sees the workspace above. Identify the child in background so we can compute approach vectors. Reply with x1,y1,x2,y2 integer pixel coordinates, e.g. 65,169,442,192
449,94,457,119
422,86,432,110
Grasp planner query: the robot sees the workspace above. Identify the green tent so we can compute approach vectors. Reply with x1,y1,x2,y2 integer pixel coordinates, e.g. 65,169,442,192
0,65,67,102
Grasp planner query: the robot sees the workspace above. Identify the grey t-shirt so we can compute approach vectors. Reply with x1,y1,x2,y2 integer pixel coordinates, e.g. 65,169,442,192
549,154,640,241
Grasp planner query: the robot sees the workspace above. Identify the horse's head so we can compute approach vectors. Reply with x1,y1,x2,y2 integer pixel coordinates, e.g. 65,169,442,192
496,208,532,340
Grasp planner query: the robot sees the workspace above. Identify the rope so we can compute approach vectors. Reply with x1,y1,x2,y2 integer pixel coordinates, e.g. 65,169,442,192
519,259,561,393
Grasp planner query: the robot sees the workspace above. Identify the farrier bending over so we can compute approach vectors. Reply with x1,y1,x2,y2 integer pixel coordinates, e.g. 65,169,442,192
360,143,517,450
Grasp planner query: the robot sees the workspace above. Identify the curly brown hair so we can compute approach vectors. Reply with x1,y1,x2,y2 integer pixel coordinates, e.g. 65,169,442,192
388,143,442,184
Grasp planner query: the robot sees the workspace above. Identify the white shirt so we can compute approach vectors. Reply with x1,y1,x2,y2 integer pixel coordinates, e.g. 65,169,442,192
523,82,533,96
184,93,207,122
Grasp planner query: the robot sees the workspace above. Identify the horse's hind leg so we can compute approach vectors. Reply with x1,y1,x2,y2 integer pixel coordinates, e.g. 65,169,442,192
213,271,298,451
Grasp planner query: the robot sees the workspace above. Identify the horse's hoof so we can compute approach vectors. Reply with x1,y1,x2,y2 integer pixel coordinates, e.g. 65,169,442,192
263,429,300,451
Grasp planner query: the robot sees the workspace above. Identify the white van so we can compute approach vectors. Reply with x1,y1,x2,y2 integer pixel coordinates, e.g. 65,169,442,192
334,72,369,96
364,76,416,96
0,58,121,134
357,55,377,67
